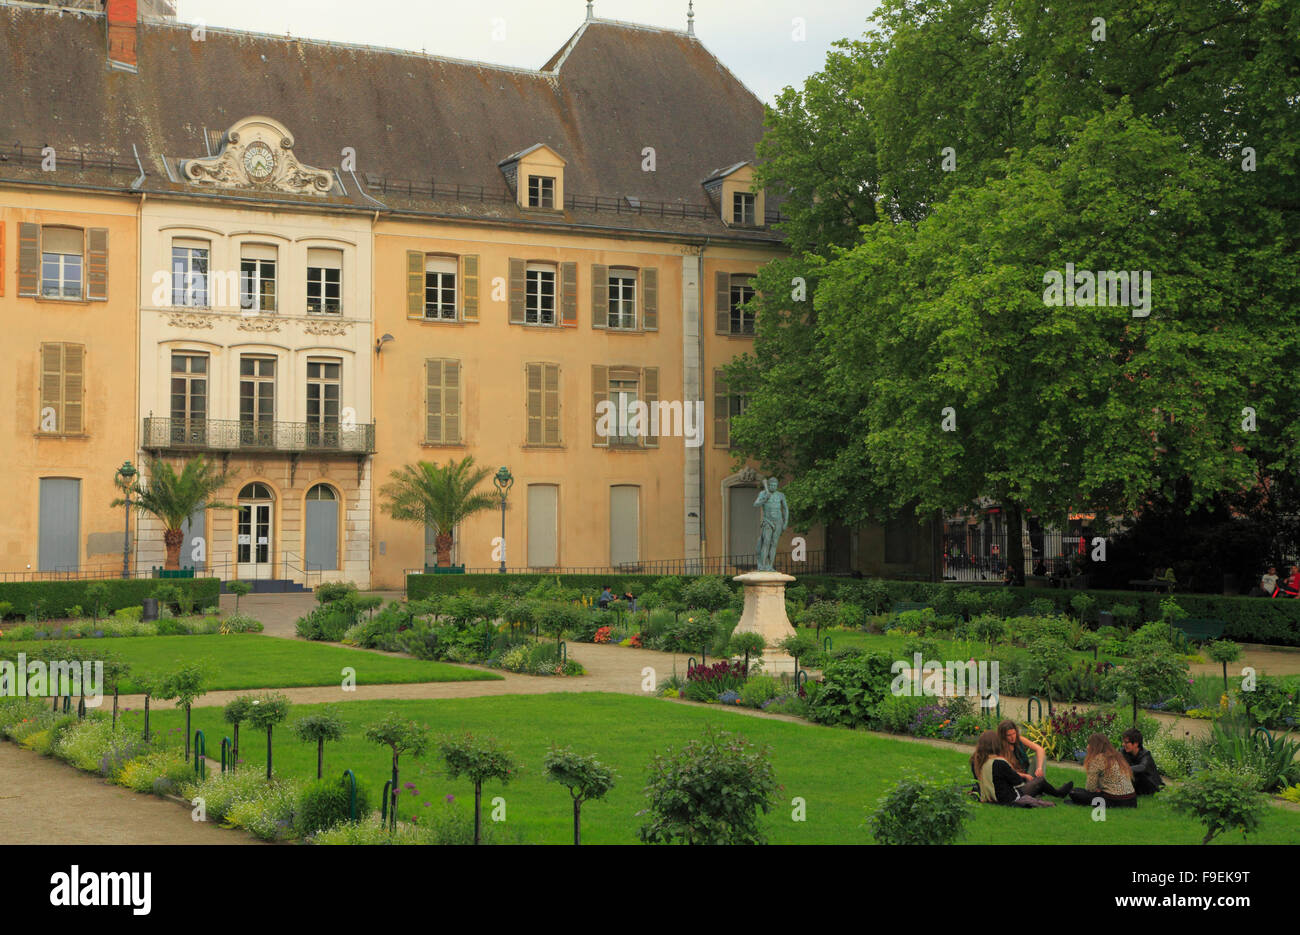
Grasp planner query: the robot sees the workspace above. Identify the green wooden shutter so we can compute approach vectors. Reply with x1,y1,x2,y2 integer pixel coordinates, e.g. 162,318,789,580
0,221,6,297
425,359,443,442
526,362,543,444
444,360,461,442
543,363,561,445
641,267,658,331
461,255,479,321
18,222,39,297
715,271,731,335
509,258,526,324
407,251,424,319
86,228,108,301
560,261,578,326
591,364,608,447
642,367,659,448
591,264,607,329
713,368,729,448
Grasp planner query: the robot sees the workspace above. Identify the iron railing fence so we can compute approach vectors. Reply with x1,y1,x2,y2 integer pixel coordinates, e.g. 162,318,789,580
142,417,376,454
407,550,833,579
941,529,1088,582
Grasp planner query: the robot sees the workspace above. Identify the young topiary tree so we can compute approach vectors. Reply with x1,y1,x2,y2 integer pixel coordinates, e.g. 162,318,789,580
99,654,130,729
438,733,518,845
543,746,617,845
1109,650,1189,726
866,775,973,845
247,692,292,779
1205,640,1242,692
779,631,818,671
800,601,839,641
1167,768,1268,844
638,727,777,845
727,631,766,676
680,575,733,613
1023,637,1071,716
85,582,110,625
156,662,208,761
292,707,347,779
226,580,252,615
222,695,255,767
365,715,431,830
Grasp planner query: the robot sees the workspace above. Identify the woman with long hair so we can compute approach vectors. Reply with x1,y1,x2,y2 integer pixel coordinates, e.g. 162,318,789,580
997,720,1072,798
1066,733,1136,807
971,730,1054,808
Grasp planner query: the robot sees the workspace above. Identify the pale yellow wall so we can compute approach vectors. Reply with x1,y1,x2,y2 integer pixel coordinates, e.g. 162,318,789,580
0,190,140,573
513,146,567,210
720,165,765,227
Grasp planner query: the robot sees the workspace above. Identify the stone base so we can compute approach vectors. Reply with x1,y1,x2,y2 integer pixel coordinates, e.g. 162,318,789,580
732,571,797,673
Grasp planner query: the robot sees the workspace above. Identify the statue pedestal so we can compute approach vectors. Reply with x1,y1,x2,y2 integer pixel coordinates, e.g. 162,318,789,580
732,571,797,675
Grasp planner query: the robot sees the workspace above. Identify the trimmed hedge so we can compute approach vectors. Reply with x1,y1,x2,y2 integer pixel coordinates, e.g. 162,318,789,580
0,578,220,619
404,574,1300,646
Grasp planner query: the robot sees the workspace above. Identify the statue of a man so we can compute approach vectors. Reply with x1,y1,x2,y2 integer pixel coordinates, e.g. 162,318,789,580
754,477,789,572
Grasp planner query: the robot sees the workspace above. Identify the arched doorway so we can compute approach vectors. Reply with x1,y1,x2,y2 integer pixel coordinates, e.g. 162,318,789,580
236,482,274,579
304,483,339,572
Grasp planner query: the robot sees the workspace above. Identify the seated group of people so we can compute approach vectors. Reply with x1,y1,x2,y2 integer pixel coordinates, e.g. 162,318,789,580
970,721,1163,809
1257,566,1300,599
597,586,636,611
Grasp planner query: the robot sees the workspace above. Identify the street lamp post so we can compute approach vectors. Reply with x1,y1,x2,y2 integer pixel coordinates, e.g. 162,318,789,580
493,466,514,574
115,461,137,579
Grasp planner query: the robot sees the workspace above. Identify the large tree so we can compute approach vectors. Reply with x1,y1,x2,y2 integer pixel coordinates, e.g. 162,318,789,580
730,0,1300,572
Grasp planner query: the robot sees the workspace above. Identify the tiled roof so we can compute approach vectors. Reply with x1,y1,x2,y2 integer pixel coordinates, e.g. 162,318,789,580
0,4,782,242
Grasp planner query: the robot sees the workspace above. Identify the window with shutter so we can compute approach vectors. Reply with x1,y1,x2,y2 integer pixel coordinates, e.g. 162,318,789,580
642,367,659,448
509,258,526,324
641,268,658,331
0,221,7,297
543,363,561,445
714,270,731,334
608,269,636,330
423,256,457,321
526,362,543,445
86,228,108,301
18,223,40,297
41,227,84,300
425,358,462,443
461,255,479,321
425,359,444,442
39,343,85,435
713,368,729,448
590,264,608,329
560,262,578,326
406,251,423,319
591,364,608,447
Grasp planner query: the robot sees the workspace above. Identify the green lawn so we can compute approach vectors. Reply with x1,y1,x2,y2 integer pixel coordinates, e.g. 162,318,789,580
4,634,501,692
140,693,1300,845
815,629,1126,668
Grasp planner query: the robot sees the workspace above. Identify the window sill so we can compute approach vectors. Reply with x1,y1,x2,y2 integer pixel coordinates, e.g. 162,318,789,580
35,296,91,306
34,432,89,439
522,443,565,450
408,315,471,325
420,441,465,448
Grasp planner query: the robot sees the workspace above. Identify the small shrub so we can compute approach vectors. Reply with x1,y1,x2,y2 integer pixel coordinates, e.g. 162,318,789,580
1167,768,1269,844
866,775,973,845
226,779,302,840
296,777,373,835
739,674,781,709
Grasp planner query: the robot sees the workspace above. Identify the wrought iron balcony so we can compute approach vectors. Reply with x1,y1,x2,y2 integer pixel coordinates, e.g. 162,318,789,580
142,418,375,455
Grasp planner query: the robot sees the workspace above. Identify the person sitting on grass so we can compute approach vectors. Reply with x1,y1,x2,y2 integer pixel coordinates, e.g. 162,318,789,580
971,730,1055,808
597,586,613,610
1120,728,1164,795
998,720,1072,799
1066,733,1137,808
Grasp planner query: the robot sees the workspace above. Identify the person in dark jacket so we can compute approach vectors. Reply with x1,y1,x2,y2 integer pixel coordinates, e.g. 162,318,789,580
1121,728,1164,795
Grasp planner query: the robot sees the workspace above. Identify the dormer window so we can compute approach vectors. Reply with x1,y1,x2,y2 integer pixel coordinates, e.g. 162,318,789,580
733,192,756,226
528,176,556,210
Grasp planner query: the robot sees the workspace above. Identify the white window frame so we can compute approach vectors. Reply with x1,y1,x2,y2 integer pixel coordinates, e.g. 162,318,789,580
171,242,210,308
608,270,637,330
424,256,458,321
525,263,557,326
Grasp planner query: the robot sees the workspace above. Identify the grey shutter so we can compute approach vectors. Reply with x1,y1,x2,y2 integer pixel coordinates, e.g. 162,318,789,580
509,258,525,324
305,498,340,571
642,367,659,448
715,271,731,334
560,261,578,326
591,364,608,447
461,255,479,321
641,267,658,331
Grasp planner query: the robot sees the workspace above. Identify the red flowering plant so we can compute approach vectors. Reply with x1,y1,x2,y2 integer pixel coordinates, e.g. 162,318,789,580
593,626,613,644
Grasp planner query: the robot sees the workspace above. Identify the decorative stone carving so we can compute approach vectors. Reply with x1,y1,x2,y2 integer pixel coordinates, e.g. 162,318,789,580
737,466,760,484
303,319,351,336
181,116,335,196
166,312,216,329
237,316,282,333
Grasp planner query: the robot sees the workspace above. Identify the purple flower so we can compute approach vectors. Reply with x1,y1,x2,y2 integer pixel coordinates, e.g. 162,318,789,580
445,793,455,803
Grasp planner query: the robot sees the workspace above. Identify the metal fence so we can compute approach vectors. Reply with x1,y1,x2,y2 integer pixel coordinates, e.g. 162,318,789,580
941,529,1088,582
407,549,832,579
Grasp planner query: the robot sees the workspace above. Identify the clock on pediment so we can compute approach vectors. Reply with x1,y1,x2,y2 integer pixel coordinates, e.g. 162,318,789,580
181,116,335,196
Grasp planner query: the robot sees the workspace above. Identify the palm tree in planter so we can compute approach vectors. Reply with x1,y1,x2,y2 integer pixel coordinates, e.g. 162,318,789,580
379,457,496,568
113,456,231,571
292,707,347,779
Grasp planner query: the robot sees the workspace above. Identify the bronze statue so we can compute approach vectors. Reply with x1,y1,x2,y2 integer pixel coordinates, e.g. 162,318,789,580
754,477,789,572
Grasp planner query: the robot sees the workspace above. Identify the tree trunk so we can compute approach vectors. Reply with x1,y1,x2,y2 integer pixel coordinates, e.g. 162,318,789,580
573,798,581,846
1132,695,1138,728
436,532,453,568
391,752,399,831
112,690,118,729
1005,501,1025,585
317,738,324,779
184,705,192,761
233,723,240,766
163,528,184,571
474,782,482,845
144,695,150,742
266,725,273,780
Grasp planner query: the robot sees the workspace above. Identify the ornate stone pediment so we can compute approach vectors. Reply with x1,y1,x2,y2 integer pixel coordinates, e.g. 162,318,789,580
181,116,335,196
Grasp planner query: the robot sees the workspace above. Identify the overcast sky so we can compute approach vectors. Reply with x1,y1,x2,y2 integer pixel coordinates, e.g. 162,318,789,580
171,0,881,104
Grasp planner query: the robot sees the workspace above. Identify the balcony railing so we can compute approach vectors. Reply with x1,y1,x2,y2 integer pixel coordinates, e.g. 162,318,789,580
143,418,375,454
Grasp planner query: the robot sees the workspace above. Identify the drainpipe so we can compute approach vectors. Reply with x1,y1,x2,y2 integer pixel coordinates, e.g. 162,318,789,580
696,237,709,566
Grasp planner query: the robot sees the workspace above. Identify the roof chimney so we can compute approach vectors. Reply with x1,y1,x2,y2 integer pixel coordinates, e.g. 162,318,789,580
106,0,139,73
585,1,594,21
687,1,695,37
